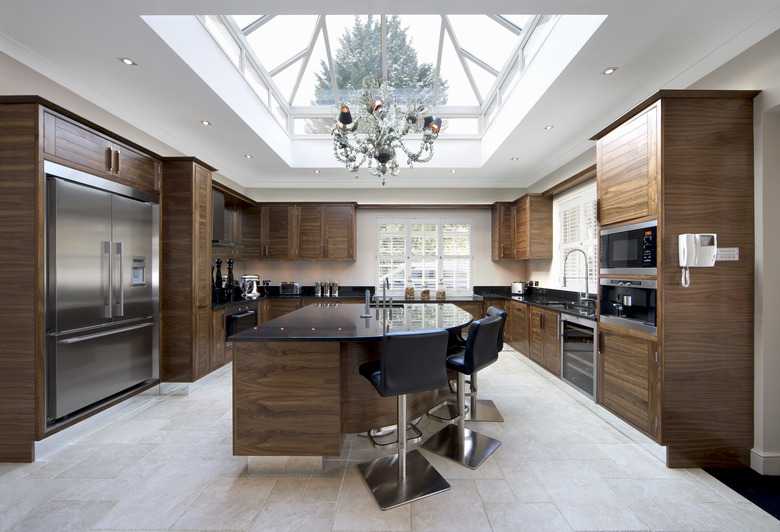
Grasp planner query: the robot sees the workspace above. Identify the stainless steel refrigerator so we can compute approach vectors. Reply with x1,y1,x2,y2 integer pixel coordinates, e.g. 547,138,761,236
45,161,158,425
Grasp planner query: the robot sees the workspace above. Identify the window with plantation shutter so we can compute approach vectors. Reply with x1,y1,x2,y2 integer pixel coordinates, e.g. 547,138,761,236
556,183,597,296
376,218,473,296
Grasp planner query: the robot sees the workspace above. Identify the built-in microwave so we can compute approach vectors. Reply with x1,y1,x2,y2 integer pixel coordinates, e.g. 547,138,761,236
599,220,657,275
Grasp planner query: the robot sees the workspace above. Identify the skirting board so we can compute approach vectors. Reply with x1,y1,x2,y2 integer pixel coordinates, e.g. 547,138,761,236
750,449,780,475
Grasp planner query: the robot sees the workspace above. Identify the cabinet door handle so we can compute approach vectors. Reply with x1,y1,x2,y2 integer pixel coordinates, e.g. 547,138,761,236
106,147,113,172
115,148,121,175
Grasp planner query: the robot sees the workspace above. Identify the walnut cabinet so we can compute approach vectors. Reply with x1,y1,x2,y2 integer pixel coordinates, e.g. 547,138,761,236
491,194,552,261
259,203,355,261
592,90,758,467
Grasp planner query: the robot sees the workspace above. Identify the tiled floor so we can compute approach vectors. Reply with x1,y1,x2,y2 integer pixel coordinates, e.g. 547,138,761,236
1,347,777,531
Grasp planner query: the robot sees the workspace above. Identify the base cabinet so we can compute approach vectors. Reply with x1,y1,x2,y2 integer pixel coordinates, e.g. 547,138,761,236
597,326,659,440
529,307,561,376
211,308,227,369
508,301,529,355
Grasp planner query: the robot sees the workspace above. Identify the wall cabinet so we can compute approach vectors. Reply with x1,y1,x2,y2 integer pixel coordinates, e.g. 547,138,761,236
160,158,216,382
514,194,553,260
598,325,659,439
529,307,561,376
595,102,660,226
42,109,161,194
492,195,552,261
491,202,515,260
212,186,261,261
508,301,529,356
259,203,356,261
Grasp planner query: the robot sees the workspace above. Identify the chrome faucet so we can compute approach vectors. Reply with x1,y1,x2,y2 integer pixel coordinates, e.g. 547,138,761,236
563,248,590,302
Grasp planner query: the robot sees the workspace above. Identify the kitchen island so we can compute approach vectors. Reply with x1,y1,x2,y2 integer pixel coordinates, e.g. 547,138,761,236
230,303,473,457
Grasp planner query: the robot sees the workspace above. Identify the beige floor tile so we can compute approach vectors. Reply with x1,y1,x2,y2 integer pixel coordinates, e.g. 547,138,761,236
410,479,492,531
331,466,411,531
8,500,116,532
250,500,337,531
483,502,573,532
170,477,276,531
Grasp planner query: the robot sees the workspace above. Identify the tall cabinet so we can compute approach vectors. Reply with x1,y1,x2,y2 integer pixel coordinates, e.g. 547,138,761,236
160,158,215,382
593,90,758,468
0,97,163,462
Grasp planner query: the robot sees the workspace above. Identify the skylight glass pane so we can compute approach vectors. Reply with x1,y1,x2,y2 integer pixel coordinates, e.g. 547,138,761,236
388,15,442,106
439,35,479,106
243,62,269,104
502,15,533,31
292,27,330,106
442,117,479,135
523,15,556,67
448,15,516,73
203,16,241,68
244,15,318,73
233,15,263,32
272,58,302,102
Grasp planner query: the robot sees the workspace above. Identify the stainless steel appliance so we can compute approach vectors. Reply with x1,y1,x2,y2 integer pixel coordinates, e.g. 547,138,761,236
599,278,657,335
241,275,260,299
560,314,597,400
45,162,158,425
599,220,657,275
511,281,527,295
279,281,300,296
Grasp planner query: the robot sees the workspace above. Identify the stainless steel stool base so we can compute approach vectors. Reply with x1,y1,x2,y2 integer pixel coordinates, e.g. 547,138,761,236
358,449,451,510
366,423,423,447
420,423,502,470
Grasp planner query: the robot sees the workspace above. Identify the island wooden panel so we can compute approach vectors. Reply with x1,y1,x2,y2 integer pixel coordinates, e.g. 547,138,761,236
508,301,529,356
233,341,343,456
0,103,41,461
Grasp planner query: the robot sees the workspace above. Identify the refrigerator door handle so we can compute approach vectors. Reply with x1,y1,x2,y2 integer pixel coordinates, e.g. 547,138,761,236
103,241,113,319
114,241,124,317
57,322,153,344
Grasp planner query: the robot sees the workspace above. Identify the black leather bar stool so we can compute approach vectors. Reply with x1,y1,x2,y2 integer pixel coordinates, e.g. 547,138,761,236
429,306,507,422
421,314,503,469
357,329,451,510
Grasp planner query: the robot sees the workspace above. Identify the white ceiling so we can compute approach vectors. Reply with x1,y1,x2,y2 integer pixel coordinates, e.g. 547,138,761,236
2,1,780,190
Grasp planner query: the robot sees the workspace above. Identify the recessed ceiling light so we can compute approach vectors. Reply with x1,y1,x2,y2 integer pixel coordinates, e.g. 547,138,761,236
244,154,253,159
201,120,212,126
451,169,457,173
314,169,320,174
511,157,518,161
602,67,618,75
544,125,554,130
119,57,137,66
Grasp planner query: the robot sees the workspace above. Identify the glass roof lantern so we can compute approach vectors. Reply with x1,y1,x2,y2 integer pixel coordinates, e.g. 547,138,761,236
206,14,555,138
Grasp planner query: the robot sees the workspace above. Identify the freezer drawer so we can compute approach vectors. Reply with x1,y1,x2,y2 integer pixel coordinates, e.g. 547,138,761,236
48,321,154,421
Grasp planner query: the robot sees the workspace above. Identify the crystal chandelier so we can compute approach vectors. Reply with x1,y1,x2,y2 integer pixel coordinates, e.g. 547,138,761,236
331,77,441,185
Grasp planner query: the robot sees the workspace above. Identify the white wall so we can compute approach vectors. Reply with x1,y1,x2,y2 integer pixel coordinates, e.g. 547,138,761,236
242,207,527,289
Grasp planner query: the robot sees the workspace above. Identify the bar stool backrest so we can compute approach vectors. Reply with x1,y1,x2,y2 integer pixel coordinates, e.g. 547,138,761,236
378,329,450,397
462,313,503,374
485,306,508,352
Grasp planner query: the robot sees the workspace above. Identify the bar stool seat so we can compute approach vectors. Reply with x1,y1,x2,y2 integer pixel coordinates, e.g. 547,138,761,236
357,329,451,510
421,314,503,470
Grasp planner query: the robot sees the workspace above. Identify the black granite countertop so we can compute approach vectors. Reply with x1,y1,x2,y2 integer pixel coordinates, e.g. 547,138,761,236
230,302,473,342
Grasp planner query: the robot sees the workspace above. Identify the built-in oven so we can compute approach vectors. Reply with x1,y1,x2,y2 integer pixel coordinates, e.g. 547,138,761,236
600,220,657,275
561,314,597,400
225,302,258,348
599,278,657,336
